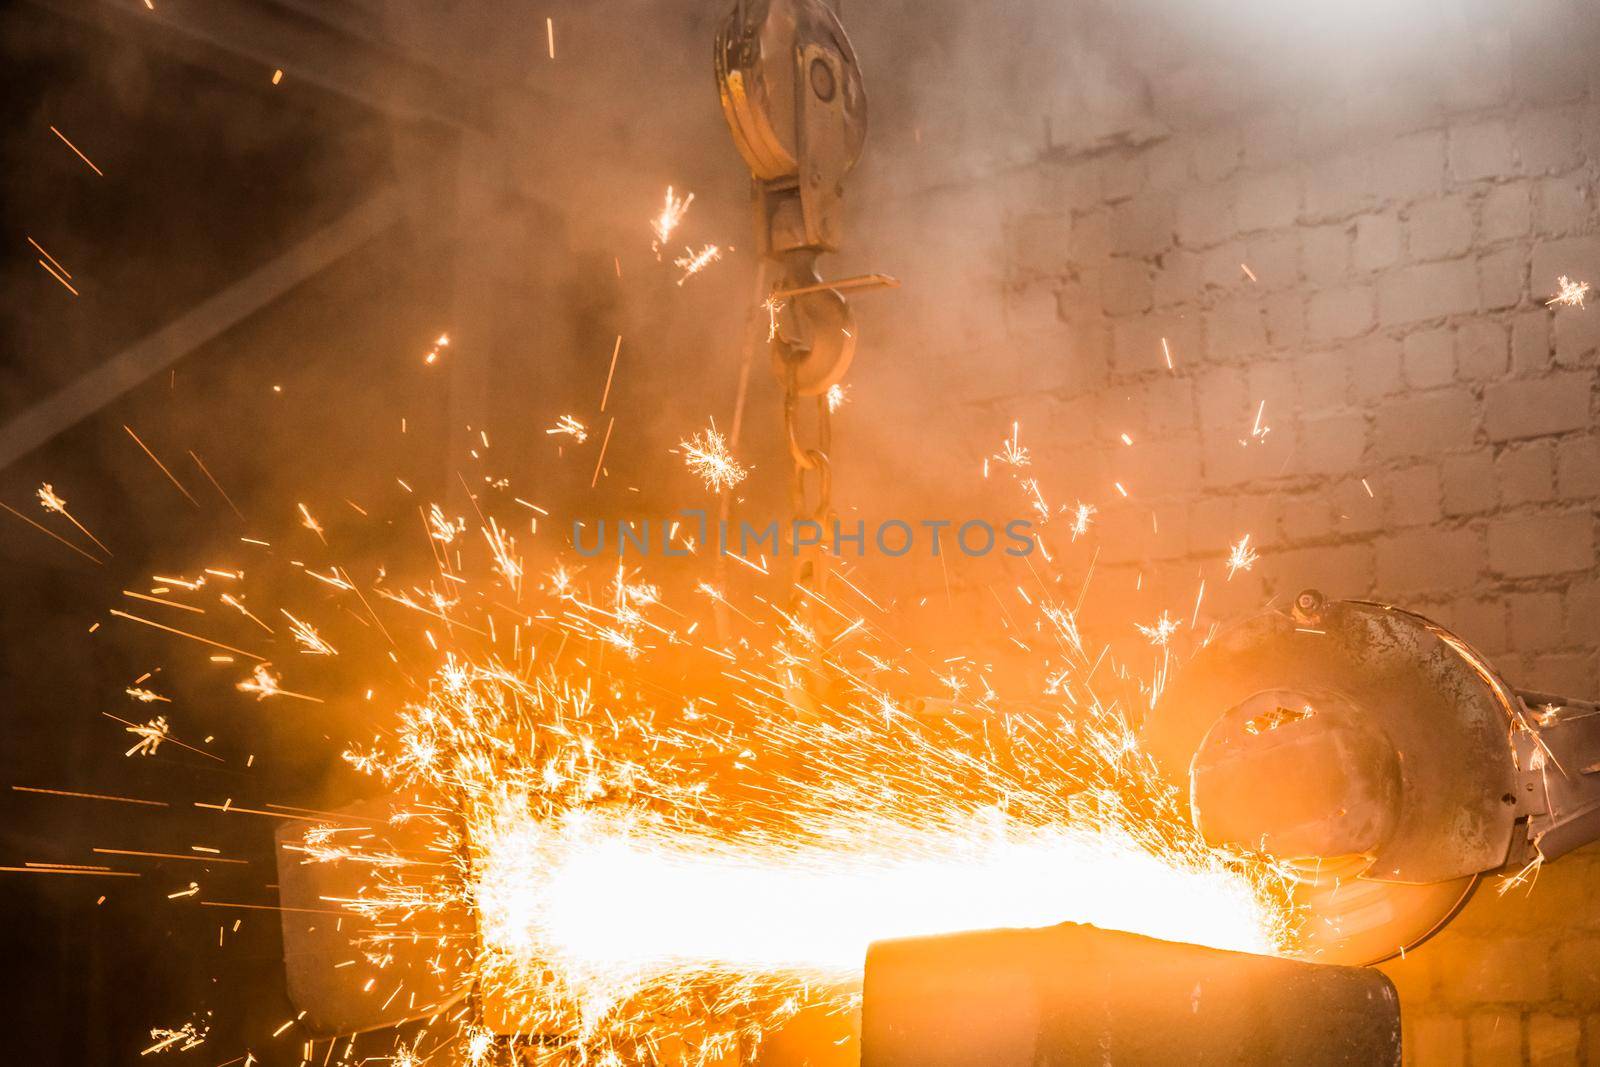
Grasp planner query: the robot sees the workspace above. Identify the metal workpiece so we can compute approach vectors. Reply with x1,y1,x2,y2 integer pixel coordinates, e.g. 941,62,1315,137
859,923,1401,1067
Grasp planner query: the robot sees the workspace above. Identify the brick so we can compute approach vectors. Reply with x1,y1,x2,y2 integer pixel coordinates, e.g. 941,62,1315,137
1377,259,1478,324
1352,212,1402,272
1099,154,1144,202
1306,286,1374,342
1150,250,1200,307
1191,129,1241,183
1141,139,1191,190
1553,299,1600,366
1376,527,1484,594
1530,235,1600,299
1511,310,1552,375
1204,299,1267,361
1409,1014,1466,1066
1140,376,1197,437
1260,542,1374,599
1234,170,1301,232
1497,441,1557,506
1556,434,1600,499
1404,328,1456,389
1384,464,1443,527
1244,232,1301,289
1483,372,1591,440
1101,259,1153,316
1481,183,1532,243
1110,312,1200,375
1332,477,1383,536
1449,597,1509,655
1455,937,1553,1002
1279,488,1333,544
1299,223,1350,286
1373,388,1478,458
1441,452,1497,516
1176,184,1235,248
1467,1010,1522,1064
1293,412,1367,476
1456,321,1510,381
1567,580,1600,646
1069,209,1113,261
1530,652,1598,697
1449,120,1515,182
1533,175,1590,236
1295,349,1347,412
1348,335,1405,400
1262,291,1305,350
1527,1014,1580,1066
1488,513,1594,578
1304,151,1373,220
1478,246,1526,310
1185,496,1233,556
1409,196,1475,260
1509,590,1565,652
1371,131,1445,202
1008,213,1073,277
1193,366,1249,427
1111,194,1176,257
1515,106,1584,175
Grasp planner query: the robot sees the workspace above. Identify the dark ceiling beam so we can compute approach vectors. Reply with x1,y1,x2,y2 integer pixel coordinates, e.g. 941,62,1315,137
0,187,408,472
20,0,485,130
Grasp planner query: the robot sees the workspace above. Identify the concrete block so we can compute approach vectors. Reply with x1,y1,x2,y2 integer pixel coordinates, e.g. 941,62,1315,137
1403,328,1456,389
1372,388,1478,458
1480,183,1532,243
1441,452,1497,517
1456,320,1510,381
1483,372,1591,440
1353,212,1403,272
1496,441,1557,507
1375,527,1484,594
1306,286,1375,342
1408,196,1476,261
1487,513,1594,578
1448,121,1515,183
1377,259,1479,324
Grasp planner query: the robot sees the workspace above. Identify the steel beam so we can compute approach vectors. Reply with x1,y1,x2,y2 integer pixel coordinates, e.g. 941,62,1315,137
0,187,406,472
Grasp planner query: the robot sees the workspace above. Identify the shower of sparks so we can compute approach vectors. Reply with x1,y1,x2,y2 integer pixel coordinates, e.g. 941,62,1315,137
51,339,1295,1067
1240,263,1257,283
679,421,748,492
282,611,336,655
296,502,326,544
50,124,103,176
674,244,721,285
1226,534,1258,578
651,186,694,254
994,422,1030,468
1546,275,1590,308
37,482,111,555
424,334,451,365
124,716,170,757
29,236,79,295
1240,400,1271,446
1136,611,1180,647
1069,500,1096,540
235,664,282,700
125,686,169,703
546,415,589,444
763,294,784,341
1161,336,1174,370
825,383,849,413
142,1019,208,1055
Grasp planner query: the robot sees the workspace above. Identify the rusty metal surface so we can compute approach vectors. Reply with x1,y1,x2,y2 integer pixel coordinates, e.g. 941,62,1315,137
859,922,1401,1067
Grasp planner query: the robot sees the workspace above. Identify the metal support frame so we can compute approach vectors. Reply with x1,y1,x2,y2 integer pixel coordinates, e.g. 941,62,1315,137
0,188,407,471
